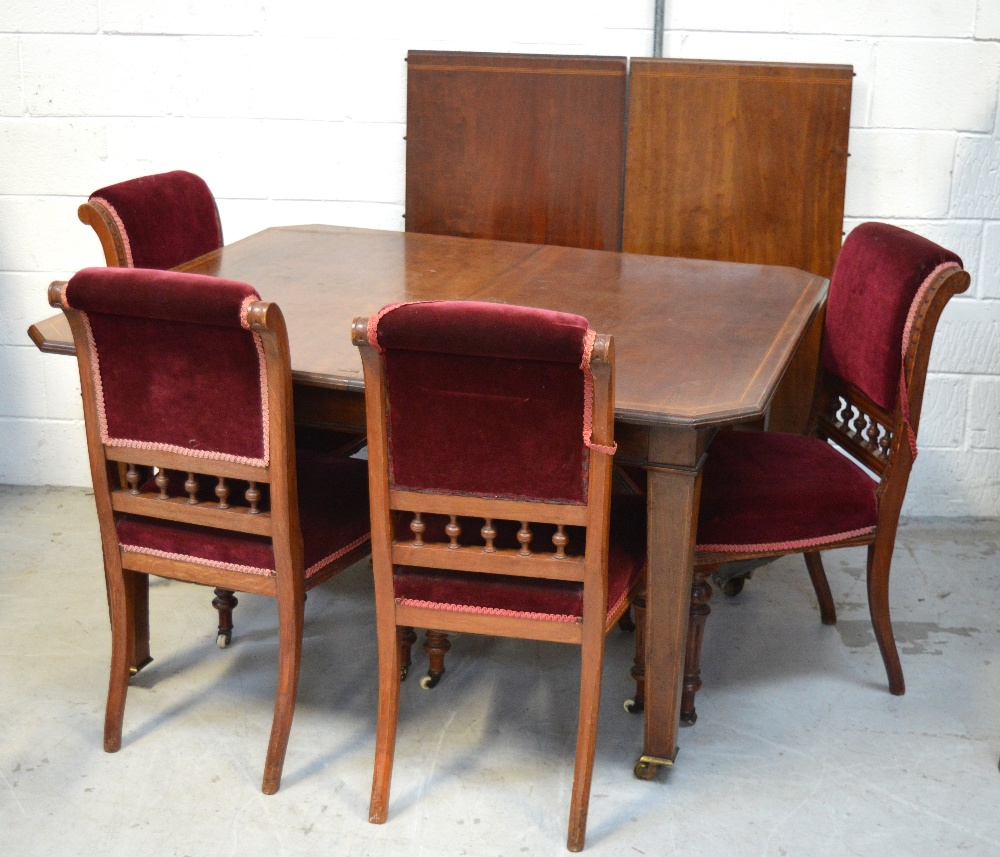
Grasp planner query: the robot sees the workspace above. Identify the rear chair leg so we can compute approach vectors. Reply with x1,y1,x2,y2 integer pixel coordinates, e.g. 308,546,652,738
213,588,238,648
421,630,450,689
681,564,715,725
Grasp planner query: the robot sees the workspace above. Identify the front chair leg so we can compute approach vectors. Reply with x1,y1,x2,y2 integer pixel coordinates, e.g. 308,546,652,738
421,630,450,689
681,564,716,725
804,552,837,625
212,588,239,648
867,540,905,695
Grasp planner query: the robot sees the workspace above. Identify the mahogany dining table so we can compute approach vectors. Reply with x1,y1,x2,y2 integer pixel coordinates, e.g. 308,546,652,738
29,223,828,779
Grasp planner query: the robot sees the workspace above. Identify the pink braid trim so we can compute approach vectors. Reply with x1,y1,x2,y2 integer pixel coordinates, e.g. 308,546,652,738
121,532,370,580
367,302,416,353
897,261,961,461
90,196,133,267
239,294,257,330
580,328,617,455
120,544,273,577
81,310,270,468
396,597,581,623
697,525,876,554
59,283,72,311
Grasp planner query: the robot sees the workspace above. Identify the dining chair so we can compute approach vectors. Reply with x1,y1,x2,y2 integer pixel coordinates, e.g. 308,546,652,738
50,266,371,794
78,170,223,270
641,222,969,724
354,300,646,851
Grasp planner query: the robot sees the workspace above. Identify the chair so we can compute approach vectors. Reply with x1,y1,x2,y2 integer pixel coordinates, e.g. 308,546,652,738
354,301,646,851
660,223,969,724
50,266,371,794
78,170,223,270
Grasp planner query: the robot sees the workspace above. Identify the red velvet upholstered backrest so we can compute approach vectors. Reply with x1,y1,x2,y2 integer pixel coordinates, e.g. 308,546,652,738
371,301,594,504
64,267,268,464
821,222,963,413
89,170,222,270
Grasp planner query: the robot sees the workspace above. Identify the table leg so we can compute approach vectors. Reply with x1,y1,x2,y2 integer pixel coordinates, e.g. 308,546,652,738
634,428,707,779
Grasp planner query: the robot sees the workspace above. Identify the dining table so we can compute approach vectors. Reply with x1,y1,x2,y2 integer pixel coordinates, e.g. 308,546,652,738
28,223,828,780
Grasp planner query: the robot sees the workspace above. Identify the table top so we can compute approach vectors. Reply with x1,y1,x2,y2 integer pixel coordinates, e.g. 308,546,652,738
29,224,827,429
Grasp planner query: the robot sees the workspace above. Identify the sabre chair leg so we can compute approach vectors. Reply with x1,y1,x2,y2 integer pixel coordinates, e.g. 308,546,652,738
261,593,305,795
624,589,646,714
370,623,403,823
867,541,905,695
421,630,450,689
681,564,715,725
105,569,139,753
804,552,837,626
212,587,238,648
398,626,416,681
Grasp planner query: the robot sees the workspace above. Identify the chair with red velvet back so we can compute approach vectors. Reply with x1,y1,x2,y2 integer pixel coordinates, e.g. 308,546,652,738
654,223,969,725
79,170,223,270
50,267,371,794
354,301,645,851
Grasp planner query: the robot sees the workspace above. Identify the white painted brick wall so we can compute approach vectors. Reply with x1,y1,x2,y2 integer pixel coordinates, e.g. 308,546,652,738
0,2,997,516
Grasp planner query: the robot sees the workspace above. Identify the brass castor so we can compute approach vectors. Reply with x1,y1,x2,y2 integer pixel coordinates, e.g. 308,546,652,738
633,759,659,780
721,575,746,597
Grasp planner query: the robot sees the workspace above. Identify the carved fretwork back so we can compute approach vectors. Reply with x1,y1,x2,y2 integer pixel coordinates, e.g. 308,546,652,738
810,262,971,497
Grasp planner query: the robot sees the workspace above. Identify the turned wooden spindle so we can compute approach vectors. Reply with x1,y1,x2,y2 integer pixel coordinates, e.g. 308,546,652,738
245,481,261,514
215,476,230,510
445,515,461,549
517,522,533,556
552,524,568,559
481,518,497,553
410,512,425,547
126,464,141,495
154,469,170,500
184,472,199,504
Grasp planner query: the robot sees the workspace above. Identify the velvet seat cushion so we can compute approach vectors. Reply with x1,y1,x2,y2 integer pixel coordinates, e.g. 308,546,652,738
696,431,878,553
392,493,646,620
116,449,370,577
89,170,222,271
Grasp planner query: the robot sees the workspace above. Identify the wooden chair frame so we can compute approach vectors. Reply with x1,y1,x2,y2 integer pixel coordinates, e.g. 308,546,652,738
51,281,369,794
354,316,631,852
674,262,971,723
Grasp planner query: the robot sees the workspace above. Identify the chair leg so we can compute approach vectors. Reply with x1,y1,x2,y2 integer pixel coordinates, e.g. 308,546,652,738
804,552,837,625
370,623,403,823
867,541,905,695
398,626,417,681
212,587,238,648
105,569,140,753
624,589,646,713
681,564,715,725
566,629,606,852
130,572,153,675
261,592,305,795
420,630,450,689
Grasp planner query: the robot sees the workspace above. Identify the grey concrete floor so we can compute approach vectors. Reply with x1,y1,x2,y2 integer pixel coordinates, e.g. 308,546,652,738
2,484,998,856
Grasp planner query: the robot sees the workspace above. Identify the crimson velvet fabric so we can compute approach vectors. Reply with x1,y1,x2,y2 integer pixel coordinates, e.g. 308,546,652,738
821,222,962,412
66,267,266,461
696,431,878,551
90,170,222,270
116,450,370,576
375,301,593,503
393,493,647,618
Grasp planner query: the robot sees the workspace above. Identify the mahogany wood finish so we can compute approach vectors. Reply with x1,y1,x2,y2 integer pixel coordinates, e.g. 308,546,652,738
49,275,371,795
623,58,852,432
356,316,631,851
405,51,627,251
29,224,828,781
679,262,971,724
